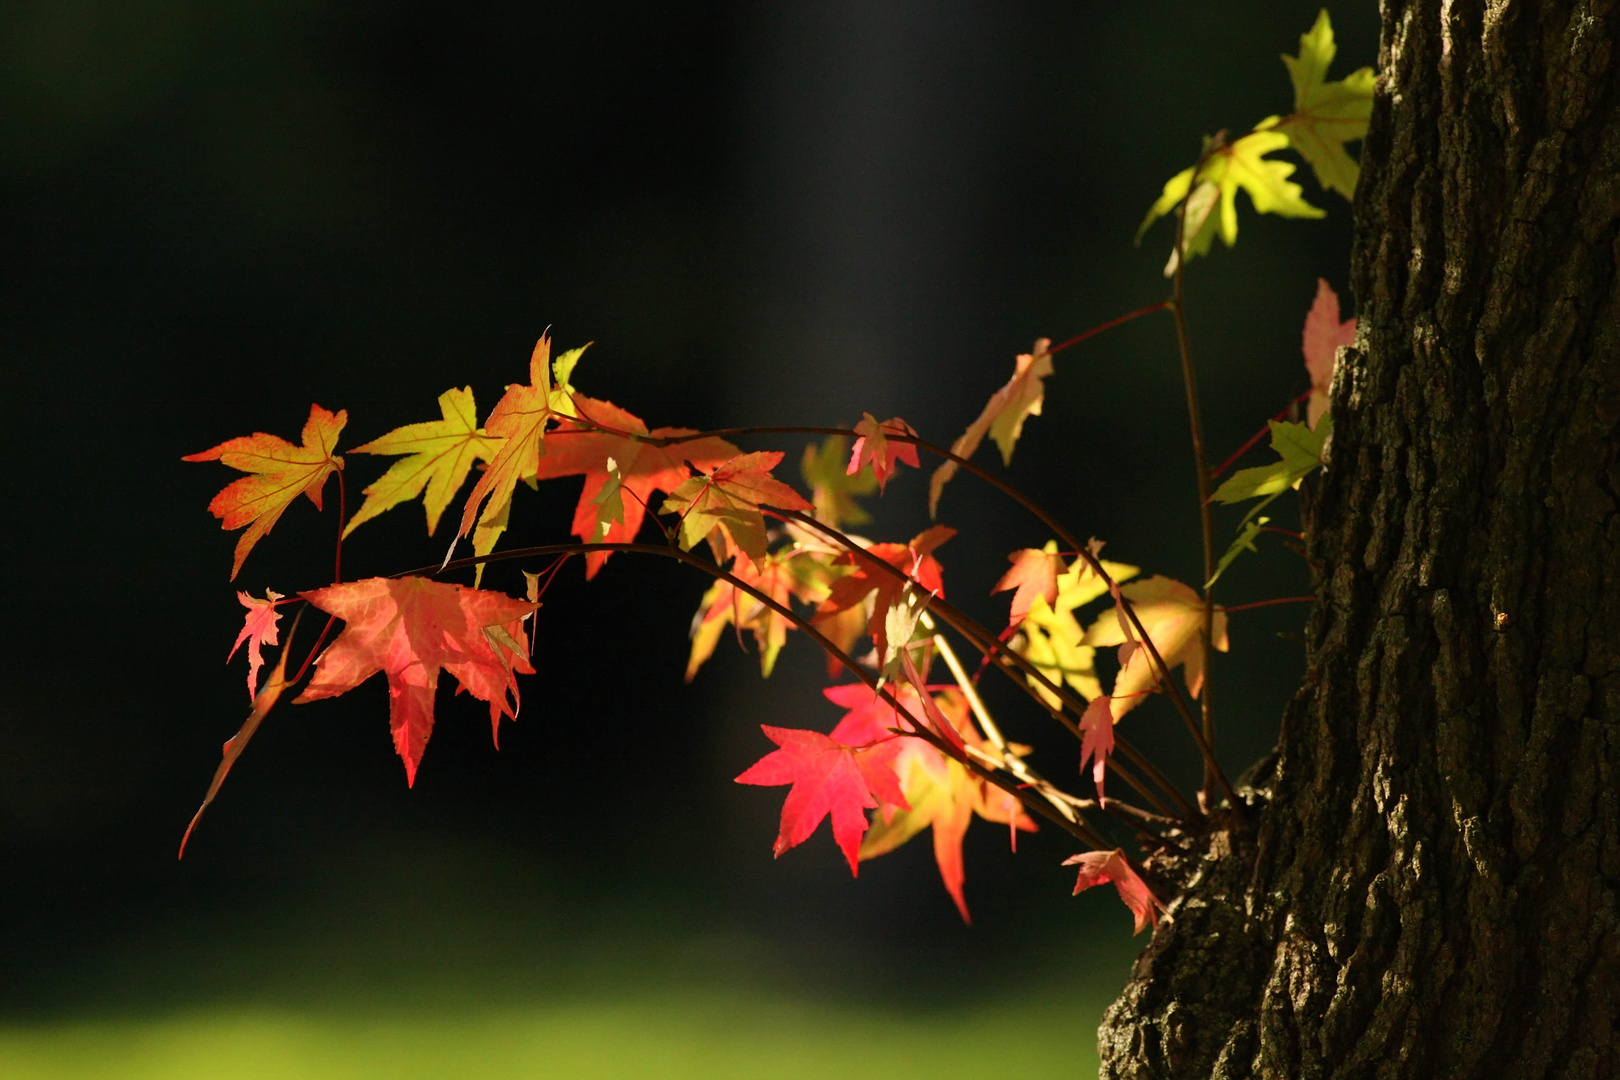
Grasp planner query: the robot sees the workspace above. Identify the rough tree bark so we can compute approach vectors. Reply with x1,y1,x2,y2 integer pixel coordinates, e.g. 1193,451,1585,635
1099,2,1620,1077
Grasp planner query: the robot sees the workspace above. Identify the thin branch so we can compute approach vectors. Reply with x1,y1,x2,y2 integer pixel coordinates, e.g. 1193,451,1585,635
1169,158,1220,808
774,507,1200,819
419,540,1113,848
1222,595,1315,614
1047,301,1171,355
931,619,1174,822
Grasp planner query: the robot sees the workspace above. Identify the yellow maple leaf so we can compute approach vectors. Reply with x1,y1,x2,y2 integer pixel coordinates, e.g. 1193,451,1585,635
928,338,1054,515
1081,575,1228,722
343,386,504,538
1256,9,1375,200
1015,550,1140,706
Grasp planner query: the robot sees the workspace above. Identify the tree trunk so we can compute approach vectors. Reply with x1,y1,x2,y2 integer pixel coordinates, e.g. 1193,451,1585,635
1099,3,1620,1077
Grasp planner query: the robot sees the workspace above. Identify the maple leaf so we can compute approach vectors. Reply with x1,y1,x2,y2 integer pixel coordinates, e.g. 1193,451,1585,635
1081,575,1229,722
685,549,806,680
343,387,503,538
532,395,741,578
1301,278,1356,428
184,404,347,580
660,451,814,566
928,340,1053,515
832,684,1035,922
295,576,538,786
1077,696,1115,803
1138,130,1323,273
993,542,1064,630
801,435,876,528
1210,414,1332,510
848,414,920,493
1255,10,1375,200
454,334,583,552
813,526,953,669
228,589,284,700
735,725,908,875
1064,849,1166,934
1208,515,1270,590
1015,556,1139,706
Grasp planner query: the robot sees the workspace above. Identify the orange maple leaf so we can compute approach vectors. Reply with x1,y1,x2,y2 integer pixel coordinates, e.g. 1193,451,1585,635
295,576,539,786
534,395,740,578
928,338,1053,515
847,413,919,492
992,544,1064,630
813,526,953,667
685,548,825,680
184,404,347,579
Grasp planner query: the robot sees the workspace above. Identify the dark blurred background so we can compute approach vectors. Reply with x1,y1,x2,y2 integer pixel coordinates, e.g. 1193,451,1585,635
0,1,1376,1072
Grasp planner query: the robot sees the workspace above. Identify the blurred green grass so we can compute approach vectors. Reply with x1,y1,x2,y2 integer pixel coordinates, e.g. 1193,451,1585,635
0,981,1115,1079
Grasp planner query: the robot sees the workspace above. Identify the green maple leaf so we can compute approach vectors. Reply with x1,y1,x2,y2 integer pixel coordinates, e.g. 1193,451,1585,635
800,435,876,528
1211,414,1332,512
1138,129,1324,272
1256,9,1375,200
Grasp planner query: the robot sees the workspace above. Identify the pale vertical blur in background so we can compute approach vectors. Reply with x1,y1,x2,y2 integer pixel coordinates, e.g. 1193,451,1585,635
0,3,1375,1076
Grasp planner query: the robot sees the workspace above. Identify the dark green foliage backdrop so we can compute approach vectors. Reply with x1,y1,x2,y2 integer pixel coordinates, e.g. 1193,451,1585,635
0,0,1376,1020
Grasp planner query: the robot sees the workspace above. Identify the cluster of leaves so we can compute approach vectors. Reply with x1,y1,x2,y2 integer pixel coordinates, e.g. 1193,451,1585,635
181,9,1370,934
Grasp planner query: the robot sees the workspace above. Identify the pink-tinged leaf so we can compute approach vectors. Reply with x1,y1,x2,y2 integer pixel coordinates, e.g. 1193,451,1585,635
1302,279,1356,428
228,589,284,700
1078,696,1115,803
993,546,1063,629
900,649,966,757
735,725,907,874
847,414,920,493
295,577,538,786
1064,848,1165,934
928,338,1053,515
824,681,926,746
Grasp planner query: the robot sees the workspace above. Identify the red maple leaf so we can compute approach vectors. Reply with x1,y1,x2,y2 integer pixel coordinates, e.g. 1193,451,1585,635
847,413,919,493
992,545,1064,630
1302,278,1356,428
1064,849,1166,934
227,589,284,699
813,525,954,664
184,404,347,579
735,725,908,874
295,576,538,786
826,682,1035,922
534,395,740,578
